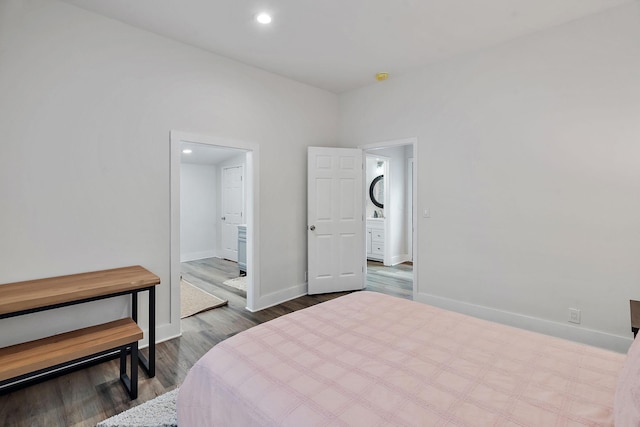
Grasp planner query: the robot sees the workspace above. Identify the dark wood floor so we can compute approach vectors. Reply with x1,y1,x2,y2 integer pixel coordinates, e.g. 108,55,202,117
0,258,412,427
181,257,413,302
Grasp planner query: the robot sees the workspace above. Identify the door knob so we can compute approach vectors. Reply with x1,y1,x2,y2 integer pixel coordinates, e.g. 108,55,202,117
310,225,316,231
221,217,226,221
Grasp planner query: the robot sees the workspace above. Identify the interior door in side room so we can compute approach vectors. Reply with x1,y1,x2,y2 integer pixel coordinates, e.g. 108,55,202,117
221,165,244,262
308,147,365,294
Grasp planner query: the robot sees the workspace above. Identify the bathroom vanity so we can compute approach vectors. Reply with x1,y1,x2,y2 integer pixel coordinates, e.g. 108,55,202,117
366,218,385,262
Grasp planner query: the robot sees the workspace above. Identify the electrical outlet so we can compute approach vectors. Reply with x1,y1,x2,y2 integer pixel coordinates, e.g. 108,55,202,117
304,271,308,282
568,308,581,324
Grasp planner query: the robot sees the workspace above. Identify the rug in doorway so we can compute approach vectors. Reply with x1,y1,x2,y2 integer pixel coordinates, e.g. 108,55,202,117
181,279,227,318
222,276,247,292
96,388,178,427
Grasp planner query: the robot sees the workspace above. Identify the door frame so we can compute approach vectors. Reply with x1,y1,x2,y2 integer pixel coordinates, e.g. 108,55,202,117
170,130,260,323
359,137,418,299
407,157,414,262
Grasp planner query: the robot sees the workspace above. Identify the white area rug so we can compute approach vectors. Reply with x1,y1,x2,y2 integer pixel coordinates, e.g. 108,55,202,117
222,276,246,291
97,388,178,427
181,279,227,318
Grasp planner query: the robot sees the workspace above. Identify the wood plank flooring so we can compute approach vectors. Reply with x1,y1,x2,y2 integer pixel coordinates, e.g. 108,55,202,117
365,260,413,300
0,258,412,427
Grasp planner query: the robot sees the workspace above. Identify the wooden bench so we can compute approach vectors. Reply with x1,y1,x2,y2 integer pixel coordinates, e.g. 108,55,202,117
631,300,640,338
0,266,160,399
0,318,142,398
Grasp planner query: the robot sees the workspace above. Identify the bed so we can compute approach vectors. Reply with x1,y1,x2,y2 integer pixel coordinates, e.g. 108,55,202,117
178,291,638,426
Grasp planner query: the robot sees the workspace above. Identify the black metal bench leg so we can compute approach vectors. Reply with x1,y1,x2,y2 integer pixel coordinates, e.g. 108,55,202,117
119,344,139,400
119,346,126,378
130,341,138,399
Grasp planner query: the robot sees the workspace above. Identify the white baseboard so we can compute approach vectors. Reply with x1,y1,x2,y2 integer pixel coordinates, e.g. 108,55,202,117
138,322,182,348
248,282,308,312
390,254,410,266
414,292,631,353
180,250,216,263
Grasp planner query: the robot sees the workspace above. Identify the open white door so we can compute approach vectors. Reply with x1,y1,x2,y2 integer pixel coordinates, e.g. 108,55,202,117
221,165,244,261
308,147,365,294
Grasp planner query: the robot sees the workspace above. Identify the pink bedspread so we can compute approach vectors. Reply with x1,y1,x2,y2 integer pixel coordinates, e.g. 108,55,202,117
178,291,625,426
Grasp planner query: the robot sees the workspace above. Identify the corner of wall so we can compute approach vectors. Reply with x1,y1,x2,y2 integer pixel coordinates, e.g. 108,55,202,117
249,282,308,312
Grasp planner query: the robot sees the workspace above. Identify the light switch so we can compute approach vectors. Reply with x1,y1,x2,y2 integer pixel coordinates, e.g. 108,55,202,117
423,208,430,218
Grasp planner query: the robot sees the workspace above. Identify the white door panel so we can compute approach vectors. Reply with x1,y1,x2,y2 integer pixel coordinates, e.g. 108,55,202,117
308,147,364,294
221,165,244,261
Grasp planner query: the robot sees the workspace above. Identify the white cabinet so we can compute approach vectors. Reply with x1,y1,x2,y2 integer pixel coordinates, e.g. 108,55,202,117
366,219,384,261
237,225,247,275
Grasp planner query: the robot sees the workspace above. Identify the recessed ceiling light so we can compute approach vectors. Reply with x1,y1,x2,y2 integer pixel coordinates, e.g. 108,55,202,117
182,149,192,154
256,13,272,24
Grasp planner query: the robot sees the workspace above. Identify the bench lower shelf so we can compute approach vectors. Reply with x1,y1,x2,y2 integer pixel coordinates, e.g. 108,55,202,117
0,318,143,399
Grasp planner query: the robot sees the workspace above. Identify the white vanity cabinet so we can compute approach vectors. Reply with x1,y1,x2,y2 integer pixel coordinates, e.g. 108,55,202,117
237,224,247,275
366,219,384,261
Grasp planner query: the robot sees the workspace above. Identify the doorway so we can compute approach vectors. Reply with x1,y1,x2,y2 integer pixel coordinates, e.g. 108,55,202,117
361,138,417,300
170,131,260,332
178,143,247,314
306,140,417,298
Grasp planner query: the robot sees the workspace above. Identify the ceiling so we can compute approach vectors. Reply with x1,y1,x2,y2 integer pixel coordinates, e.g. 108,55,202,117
61,0,633,93
181,142,245,166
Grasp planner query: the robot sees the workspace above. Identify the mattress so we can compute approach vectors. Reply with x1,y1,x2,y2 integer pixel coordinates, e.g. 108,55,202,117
178,291,626,426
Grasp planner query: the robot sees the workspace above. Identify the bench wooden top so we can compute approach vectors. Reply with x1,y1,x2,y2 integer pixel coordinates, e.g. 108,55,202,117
0,266,160,316
0,318,143,381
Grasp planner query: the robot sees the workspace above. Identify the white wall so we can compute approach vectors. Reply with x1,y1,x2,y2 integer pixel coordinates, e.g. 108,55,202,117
0,0,337,347
181,163,217,262
339,3,640,352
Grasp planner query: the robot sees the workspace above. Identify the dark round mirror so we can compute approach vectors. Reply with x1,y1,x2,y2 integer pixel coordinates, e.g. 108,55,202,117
369,175,384,208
